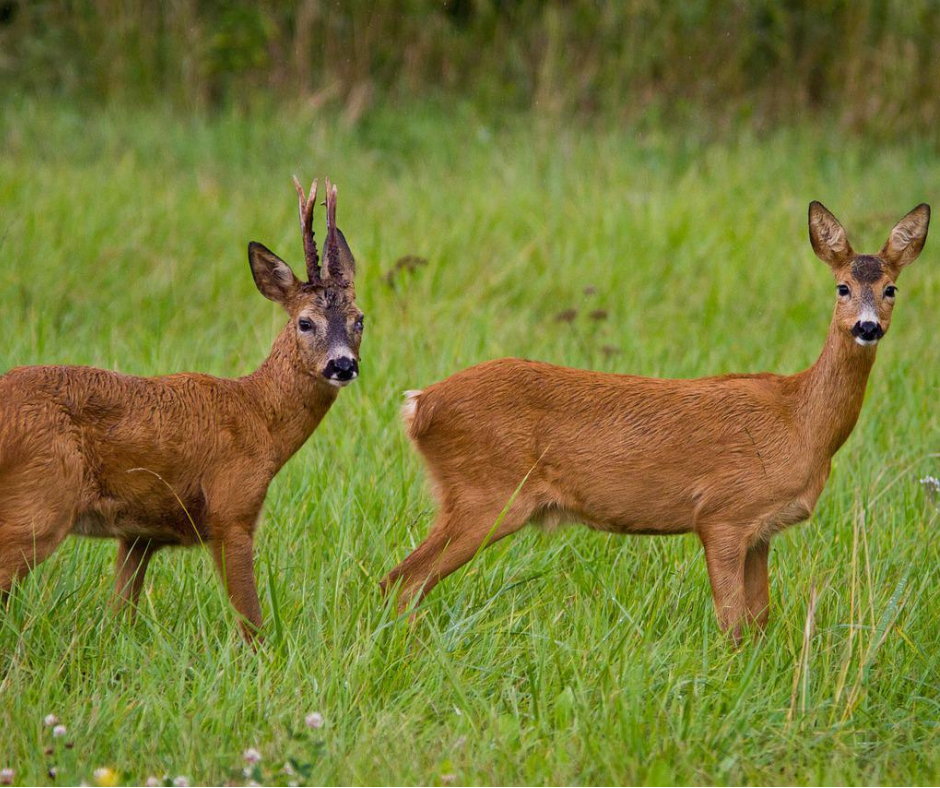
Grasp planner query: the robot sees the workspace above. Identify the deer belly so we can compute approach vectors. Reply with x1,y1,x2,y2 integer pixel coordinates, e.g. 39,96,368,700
756,496,817,543
71,494,209,545
551,471,698,535
71,511,126,538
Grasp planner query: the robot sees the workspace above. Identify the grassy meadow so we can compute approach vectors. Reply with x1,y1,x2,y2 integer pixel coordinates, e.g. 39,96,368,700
1,101,939,785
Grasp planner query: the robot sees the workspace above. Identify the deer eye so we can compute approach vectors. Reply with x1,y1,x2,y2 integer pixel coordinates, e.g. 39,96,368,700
353,316,364,332
837,284,851,297
298,318,314,333
884,285,897,298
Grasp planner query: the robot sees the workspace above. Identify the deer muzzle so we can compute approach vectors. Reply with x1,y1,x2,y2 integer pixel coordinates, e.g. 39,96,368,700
323,355,359,386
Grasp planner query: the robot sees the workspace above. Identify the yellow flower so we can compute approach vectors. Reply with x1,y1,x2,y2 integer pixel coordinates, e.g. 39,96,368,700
93,766,119,786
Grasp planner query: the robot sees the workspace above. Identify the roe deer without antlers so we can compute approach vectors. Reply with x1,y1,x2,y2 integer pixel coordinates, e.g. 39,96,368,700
0,177,364,641
382,202,930,641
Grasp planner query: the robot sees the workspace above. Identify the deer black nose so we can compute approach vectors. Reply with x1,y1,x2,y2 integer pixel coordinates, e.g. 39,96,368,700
852,321,884,342
323,356,358,383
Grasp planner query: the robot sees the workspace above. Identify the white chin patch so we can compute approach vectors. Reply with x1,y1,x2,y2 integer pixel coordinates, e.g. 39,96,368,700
326,377,354,388
854,336,879,347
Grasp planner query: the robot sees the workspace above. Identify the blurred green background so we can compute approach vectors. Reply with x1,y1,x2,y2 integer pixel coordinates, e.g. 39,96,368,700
3,0,939,137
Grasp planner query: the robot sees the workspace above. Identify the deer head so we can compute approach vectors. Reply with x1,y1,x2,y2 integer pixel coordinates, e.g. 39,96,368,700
248,177,364,386
809,201,930,346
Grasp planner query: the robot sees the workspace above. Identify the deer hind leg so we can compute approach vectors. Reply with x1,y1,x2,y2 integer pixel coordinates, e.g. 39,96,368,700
113,538,159,614
381,495,533,615
0,454,80,598
0,507,74,597
699,526,748,644
744,539,771,632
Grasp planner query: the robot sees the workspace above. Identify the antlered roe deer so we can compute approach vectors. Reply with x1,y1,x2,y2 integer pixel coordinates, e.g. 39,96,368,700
0,177,364,642
382,202,929,641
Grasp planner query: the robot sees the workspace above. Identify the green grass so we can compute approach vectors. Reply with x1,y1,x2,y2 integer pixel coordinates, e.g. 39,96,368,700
1,100,939,786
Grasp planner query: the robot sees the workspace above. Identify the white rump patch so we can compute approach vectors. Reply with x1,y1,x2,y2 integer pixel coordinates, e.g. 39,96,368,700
401,389,423,427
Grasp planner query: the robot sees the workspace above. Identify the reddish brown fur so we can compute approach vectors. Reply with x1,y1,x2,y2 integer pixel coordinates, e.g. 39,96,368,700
382,203,930,642
0,177,363,642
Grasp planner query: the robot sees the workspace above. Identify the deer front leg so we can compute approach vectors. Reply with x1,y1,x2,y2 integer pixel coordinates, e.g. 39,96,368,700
700,527,748,644
113,538,158,614
744,539,770,631
112,539,160,617
210,521,262,644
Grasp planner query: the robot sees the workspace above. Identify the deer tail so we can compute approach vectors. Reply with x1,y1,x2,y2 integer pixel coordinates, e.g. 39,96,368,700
402,389,433,441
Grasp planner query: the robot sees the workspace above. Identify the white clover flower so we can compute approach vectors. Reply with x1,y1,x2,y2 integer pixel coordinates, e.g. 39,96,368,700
52,724,67,738
44,714,59,727
305,711,324,729
0,768,13,786
145,778,160,787
243,747,262,764
921,475,940,504
173,777,189,787
282,762,296,776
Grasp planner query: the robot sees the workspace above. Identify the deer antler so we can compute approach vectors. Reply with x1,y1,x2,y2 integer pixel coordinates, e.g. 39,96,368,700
323,177,338,279
292,175,320,282
322,177,354,283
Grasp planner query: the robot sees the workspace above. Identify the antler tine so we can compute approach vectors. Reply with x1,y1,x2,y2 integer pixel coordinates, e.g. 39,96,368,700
292,174,320,282
322,177,338,279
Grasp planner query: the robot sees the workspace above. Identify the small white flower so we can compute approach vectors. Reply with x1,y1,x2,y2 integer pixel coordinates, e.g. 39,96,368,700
282,762,296,776
921,475,940,504
44,714,59,727
305,711,324,729
48,767,58,778
0,768,13,786
243,747,262,764
52,724,67,738
145,778,160,787
173,777,188,788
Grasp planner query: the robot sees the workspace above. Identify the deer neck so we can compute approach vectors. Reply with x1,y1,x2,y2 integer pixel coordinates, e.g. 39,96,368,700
244,326,339,467
798,314,877,458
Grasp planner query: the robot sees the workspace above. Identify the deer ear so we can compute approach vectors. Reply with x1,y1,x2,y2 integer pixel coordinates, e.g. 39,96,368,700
880,204,930,270
248,242,300,305
808,201,854,269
